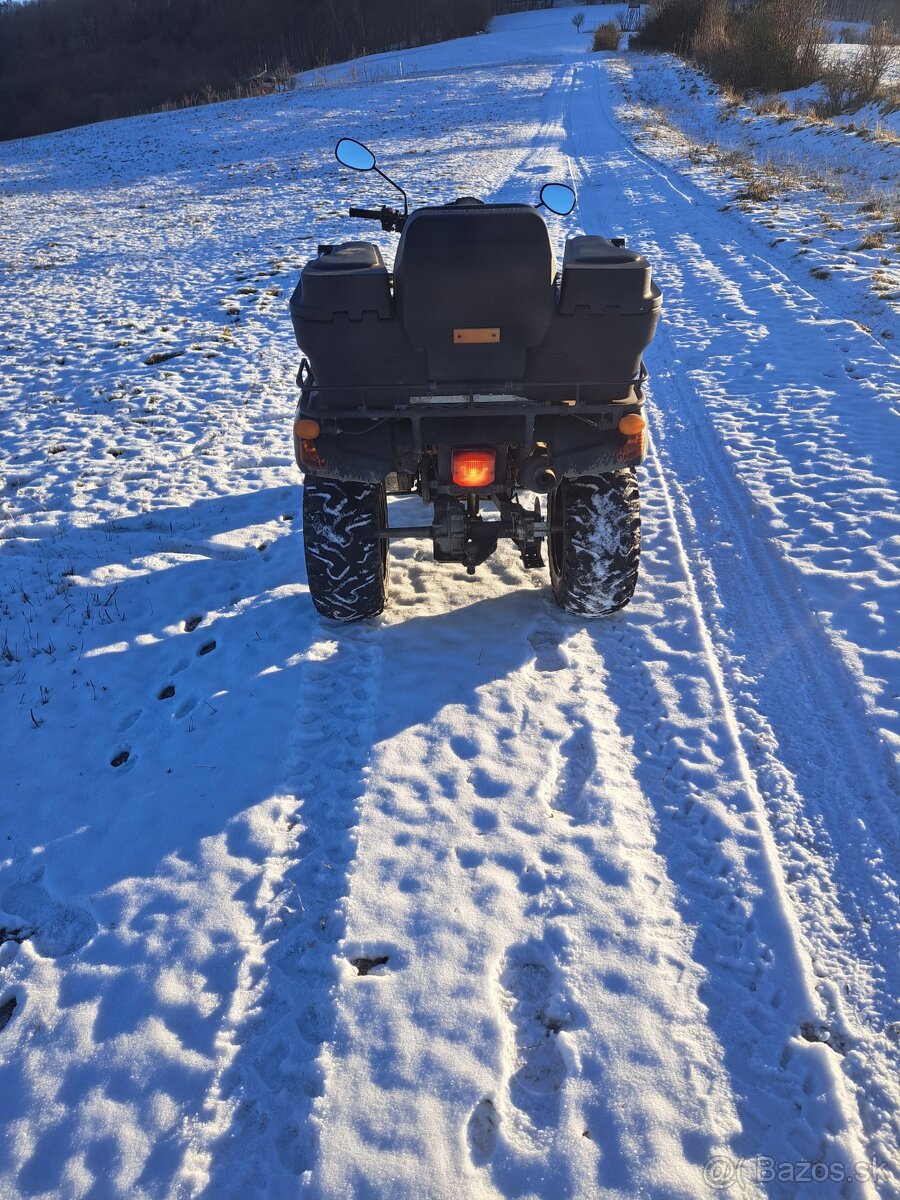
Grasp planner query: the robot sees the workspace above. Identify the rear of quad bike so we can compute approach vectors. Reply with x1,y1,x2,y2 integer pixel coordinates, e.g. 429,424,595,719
298,449,643,623
289,204,660,622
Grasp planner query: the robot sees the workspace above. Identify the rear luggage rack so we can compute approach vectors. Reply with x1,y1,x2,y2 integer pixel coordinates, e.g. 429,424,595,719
295,362,649,419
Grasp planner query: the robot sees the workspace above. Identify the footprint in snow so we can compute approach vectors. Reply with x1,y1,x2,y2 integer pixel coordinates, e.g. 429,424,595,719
449,734,479,761
350,955,389,976
455,847,484,870
500,943,571,1129
467,1098,499,1165
547,723,597,822
1,883,96,958
528,628,568,672
0,996,17,1032
183,614,203,633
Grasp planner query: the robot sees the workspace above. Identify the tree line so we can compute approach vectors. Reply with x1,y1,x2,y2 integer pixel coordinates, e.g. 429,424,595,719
0,0,492,142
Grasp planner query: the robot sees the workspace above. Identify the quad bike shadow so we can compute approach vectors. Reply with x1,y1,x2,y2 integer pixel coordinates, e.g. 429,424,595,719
289,138,661,622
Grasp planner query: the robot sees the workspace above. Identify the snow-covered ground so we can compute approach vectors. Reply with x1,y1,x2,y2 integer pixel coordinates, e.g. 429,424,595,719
616,53,899,339
1,8,898,1198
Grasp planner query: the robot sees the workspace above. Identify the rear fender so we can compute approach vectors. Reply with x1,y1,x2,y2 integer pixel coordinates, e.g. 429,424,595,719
294,425,397,484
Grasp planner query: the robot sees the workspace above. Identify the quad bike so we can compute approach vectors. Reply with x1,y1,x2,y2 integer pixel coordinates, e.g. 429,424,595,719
289,138,662,622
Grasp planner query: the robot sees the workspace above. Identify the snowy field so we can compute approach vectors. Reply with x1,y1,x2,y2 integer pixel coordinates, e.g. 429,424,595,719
1,7,898,1198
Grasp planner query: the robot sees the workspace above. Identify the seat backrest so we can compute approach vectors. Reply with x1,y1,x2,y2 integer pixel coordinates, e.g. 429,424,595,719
393,204,557,383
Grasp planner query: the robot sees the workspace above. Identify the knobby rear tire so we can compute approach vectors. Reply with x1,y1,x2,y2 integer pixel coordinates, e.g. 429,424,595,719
302,477,388,622
548,470,641,616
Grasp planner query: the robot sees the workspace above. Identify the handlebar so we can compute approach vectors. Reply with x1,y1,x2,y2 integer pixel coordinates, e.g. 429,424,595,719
348,204,407,232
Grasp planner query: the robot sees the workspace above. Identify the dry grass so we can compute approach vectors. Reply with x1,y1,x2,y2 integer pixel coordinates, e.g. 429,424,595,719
754,96,791,117
857,231,887,249
872,268,898,299
592,22,621,51
736,179,776,203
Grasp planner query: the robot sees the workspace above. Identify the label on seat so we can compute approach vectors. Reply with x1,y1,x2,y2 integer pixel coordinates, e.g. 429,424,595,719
453,327,501,344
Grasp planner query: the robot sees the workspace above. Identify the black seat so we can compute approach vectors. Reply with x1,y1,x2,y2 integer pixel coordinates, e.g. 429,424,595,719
393,204,557,383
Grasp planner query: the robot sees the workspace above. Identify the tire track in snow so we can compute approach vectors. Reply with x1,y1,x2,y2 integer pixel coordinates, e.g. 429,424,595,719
645,351,900,1194
598,454,878,1196
566,55,898,1192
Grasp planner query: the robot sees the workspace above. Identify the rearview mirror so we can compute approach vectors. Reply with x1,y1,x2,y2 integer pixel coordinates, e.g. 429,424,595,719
539,183,576,216
335,138,376,172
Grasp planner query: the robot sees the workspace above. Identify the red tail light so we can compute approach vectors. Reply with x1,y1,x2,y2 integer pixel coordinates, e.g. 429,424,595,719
616,432,644,463
451,449,496,489
300,440,327,469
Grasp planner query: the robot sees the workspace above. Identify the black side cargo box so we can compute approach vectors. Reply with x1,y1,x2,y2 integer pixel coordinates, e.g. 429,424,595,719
558,236,657,312
528,236,662,401
290,242,425,403
294,242,392,321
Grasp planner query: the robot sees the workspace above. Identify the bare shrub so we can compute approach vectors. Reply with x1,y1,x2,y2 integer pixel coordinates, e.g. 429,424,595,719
572,12,586,33
853,21,899,100
642,0,823,92
692,0,732,79
822,59,859,110
821,21,899,111
593,22,622,51
632,0,705,53
722,0,824,93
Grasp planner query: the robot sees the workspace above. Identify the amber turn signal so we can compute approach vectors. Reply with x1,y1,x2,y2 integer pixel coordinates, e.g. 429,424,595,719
618,412,646,436
294,418,321,439
451,448,496,489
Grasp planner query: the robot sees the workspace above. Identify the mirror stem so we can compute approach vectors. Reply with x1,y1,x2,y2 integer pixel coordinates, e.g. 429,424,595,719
374,166,408,215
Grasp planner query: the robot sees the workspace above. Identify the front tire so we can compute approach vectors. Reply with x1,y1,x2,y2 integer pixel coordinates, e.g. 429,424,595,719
548,470,640,615
302,477,388,621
